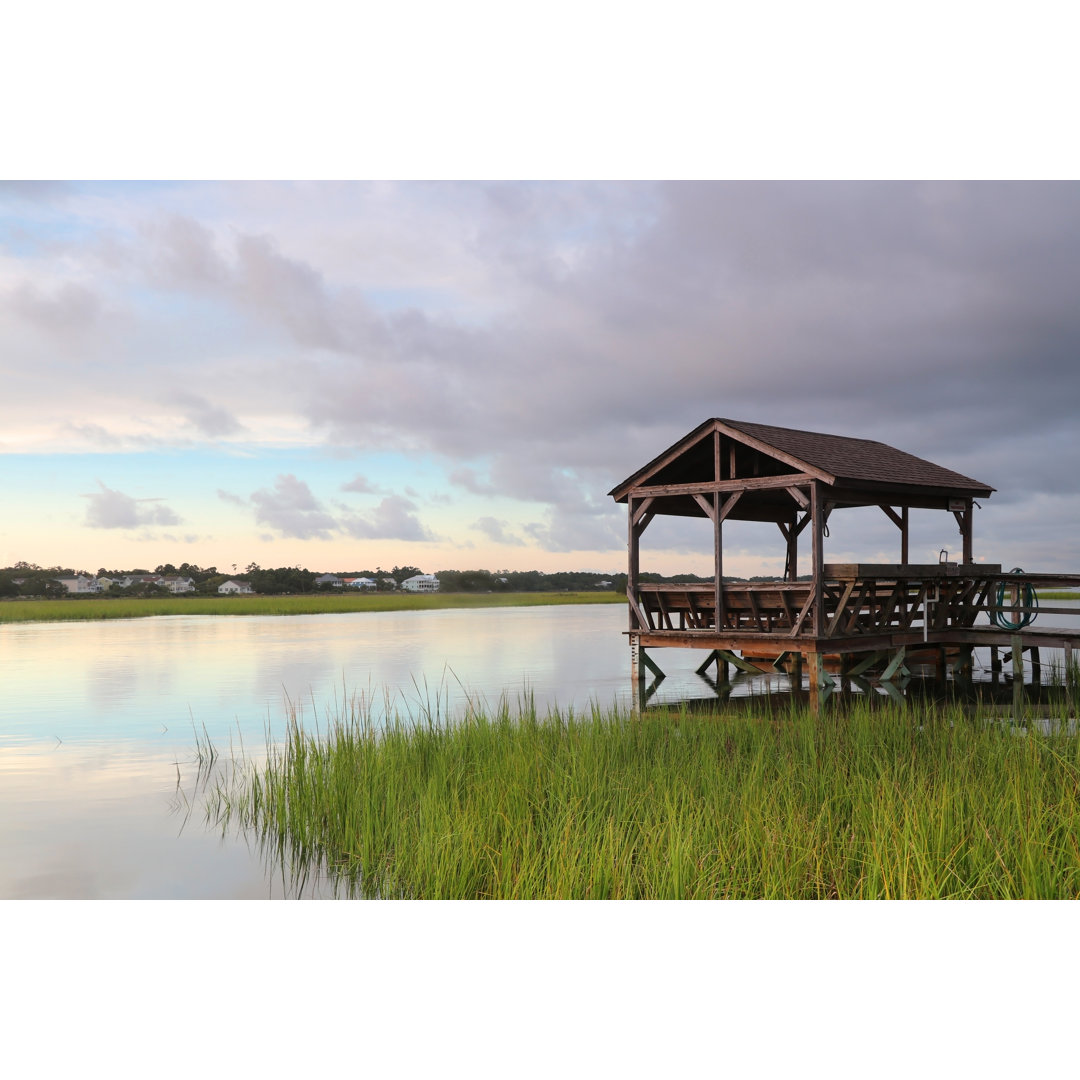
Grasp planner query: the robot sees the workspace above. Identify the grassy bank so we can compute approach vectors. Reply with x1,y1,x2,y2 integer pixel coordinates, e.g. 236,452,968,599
0,591,623,623
206,696,1080,899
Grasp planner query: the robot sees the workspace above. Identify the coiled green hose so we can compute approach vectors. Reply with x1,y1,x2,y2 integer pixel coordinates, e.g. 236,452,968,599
992,568,1037,629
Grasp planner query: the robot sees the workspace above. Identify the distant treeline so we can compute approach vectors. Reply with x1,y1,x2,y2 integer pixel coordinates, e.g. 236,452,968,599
0,560,809,598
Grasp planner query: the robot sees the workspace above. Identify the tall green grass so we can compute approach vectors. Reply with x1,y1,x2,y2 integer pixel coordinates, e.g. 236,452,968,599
205,695,1080,899
0,591,622,623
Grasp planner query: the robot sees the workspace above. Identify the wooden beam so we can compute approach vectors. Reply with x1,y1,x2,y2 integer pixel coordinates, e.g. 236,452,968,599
692,493,715,521
787,485,809,510
626,587,648,631
630,473,820,499
712,420,835,484
640,648,665,681
632,496,655,527
695,650,720,676
717,490,743,523
826,580,858,636
716,650,769,676
880,505,903,529
790,584,816,637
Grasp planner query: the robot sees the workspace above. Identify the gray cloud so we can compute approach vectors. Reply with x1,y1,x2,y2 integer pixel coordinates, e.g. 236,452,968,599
341,474,382,494
6,280,101,333
471,516,525,546
233,233,346,350
250,474,339,540
342,496,433,541
144,215,228,288
0,181,71,202
11,182,1080,567
165,391,245,437
82,483,181,529
247,477,434,543
449,467,497,495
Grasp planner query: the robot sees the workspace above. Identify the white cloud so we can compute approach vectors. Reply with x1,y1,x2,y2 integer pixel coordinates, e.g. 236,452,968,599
82,482,181,529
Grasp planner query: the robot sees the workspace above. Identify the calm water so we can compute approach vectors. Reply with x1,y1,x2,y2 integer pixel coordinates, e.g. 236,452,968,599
4,601,1079,899
0,604,706,899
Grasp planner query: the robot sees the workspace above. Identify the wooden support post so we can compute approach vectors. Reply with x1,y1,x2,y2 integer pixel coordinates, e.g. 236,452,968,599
808,652,823,714
811,481,825,637
628,495,638,632
789,651,803,695
1030,646,1041,687
1011,634,1024,713
1066,642,1075,692
714,494,724,630
901,506,909,564
954,647,974,691
630,634,643,715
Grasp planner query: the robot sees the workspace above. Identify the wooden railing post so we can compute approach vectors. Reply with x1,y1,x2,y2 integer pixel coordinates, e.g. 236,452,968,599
811,482,825,637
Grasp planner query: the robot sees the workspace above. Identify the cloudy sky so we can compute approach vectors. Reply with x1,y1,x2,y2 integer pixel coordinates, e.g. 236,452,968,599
2,179,1079,577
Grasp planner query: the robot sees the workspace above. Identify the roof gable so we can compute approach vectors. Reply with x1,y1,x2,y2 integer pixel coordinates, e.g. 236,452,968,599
610,418,995,506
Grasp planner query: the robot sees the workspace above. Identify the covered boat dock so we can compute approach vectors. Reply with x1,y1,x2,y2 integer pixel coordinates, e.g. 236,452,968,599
609,418,1080,711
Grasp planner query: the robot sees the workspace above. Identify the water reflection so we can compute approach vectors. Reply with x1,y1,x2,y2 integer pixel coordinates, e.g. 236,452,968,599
4,601,1079,898
1,605,634,899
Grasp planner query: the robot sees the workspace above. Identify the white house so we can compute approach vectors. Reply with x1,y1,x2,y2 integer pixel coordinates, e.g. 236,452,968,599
160,576,196,594
56,574,103,595
343,576,377,590
401,573,440,593
218,579,254,595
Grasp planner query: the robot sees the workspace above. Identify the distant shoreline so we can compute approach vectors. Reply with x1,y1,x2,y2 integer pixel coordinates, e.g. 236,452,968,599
0,591,625,624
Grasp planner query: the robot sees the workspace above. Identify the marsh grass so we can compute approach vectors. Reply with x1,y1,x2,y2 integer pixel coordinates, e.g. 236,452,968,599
0,591,622,623
205,693,1080,900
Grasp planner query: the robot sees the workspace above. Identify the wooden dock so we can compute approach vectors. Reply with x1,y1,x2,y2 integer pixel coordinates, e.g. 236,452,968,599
609,419,1080,712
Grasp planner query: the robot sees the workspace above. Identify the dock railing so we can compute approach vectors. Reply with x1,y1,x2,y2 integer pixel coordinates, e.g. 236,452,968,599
631,566,1080,640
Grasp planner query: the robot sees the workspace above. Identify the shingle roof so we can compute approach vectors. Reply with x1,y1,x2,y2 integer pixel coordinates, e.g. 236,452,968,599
609,418,995,499
720,419,994,492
